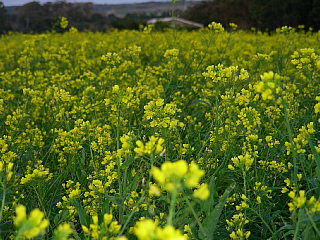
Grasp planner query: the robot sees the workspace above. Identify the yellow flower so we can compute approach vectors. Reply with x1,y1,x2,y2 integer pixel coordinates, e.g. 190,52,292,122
134,219,157,239
14,205,27,227
315,96,320,114
134,136,165,155
193,183,210,200
53,223,73,240
134,219,186,240
229,153,254,171
82,213,122,239
208,21,224,32
14,205,49,239
185,162,205,188
157,225,186,240
149,184,161,196
152,160,206,193
288,190,307,211
60,17,69,29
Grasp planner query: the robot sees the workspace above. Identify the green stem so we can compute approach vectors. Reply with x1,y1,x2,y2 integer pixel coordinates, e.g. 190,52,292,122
0,182,6,222
283,99,298,184
250,208,274,235
293,209,302,240
167,190,177,225
306,210,320,237
118,192,146,236
118,153,155,236
243,169,247,196
116,104,123,222
33,185,47,217
186,198,208,239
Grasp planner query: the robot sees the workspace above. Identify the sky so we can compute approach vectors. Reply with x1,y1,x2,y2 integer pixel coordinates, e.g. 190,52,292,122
3,0,172,6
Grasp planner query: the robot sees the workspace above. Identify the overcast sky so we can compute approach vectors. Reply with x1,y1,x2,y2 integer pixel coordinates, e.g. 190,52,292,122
3,0,173,6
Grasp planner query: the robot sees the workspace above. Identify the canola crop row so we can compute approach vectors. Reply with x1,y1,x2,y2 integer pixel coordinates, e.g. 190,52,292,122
0,24,320,239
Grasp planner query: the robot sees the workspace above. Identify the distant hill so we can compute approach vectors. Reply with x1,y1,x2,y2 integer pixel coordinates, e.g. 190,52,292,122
5,1,199,17
93,1,198,17
3,1,201,32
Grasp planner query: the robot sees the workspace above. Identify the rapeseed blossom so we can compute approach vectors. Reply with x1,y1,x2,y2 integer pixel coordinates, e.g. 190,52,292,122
152,160,209,199
315,96,320,114
208,21,224,32
134,136,165,155
53,223,73,240
254,71,282,100
228,153,254,171
60,17,69,29
134,219,187,240
14,205,49,239
1,23,320,239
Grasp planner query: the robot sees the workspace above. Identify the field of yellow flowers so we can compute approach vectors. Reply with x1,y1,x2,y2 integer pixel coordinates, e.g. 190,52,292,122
0,23,320,239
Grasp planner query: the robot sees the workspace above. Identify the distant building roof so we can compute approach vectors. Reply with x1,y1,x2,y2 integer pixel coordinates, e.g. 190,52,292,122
147,17,203,28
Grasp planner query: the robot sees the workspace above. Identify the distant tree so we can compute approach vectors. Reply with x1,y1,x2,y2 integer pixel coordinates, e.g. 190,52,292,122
43,1,97,31
87,13,110,32
16,1,52,32
182,0,252,28
309,0,320,28
0,1,10,34
183,0,320,31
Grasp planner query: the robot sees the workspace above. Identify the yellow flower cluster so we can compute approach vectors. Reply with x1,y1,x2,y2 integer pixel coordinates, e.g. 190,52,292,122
265,135,280,148
193,183,210,200
82,213,125,240
291,48,319,71
226,213,251,240
253,182,272,203
152,160,209,199
258,160,291,173
56,180,81,217
235,194,249,211
14,205,50,239
60,17,69,29
164,49,179,60
134,136,165,155
228,153,254,171
143,99,185,129
236,106,261,133
285,122,315,154
315,96,320,115
101,52,122,66
20,161,53,185
276,26,295,34
53,223,73,240
203,64,249,84
134,219,187,240
287,189,320,213
208,21,225,32
254,71,282,101
0,161,14,182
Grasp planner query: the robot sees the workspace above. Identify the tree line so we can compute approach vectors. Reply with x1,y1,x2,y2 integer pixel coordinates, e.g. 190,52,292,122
183,0,320,31
1,0,319,34
0,1,167,34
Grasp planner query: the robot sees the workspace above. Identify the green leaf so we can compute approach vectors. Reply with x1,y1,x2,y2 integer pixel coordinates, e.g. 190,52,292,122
302,226,317,240
0,222,12,234
201,175,216,213
202,183,235,239
53,210,68,226
308,138,320,181
74,201,90,227
190,99,211,107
